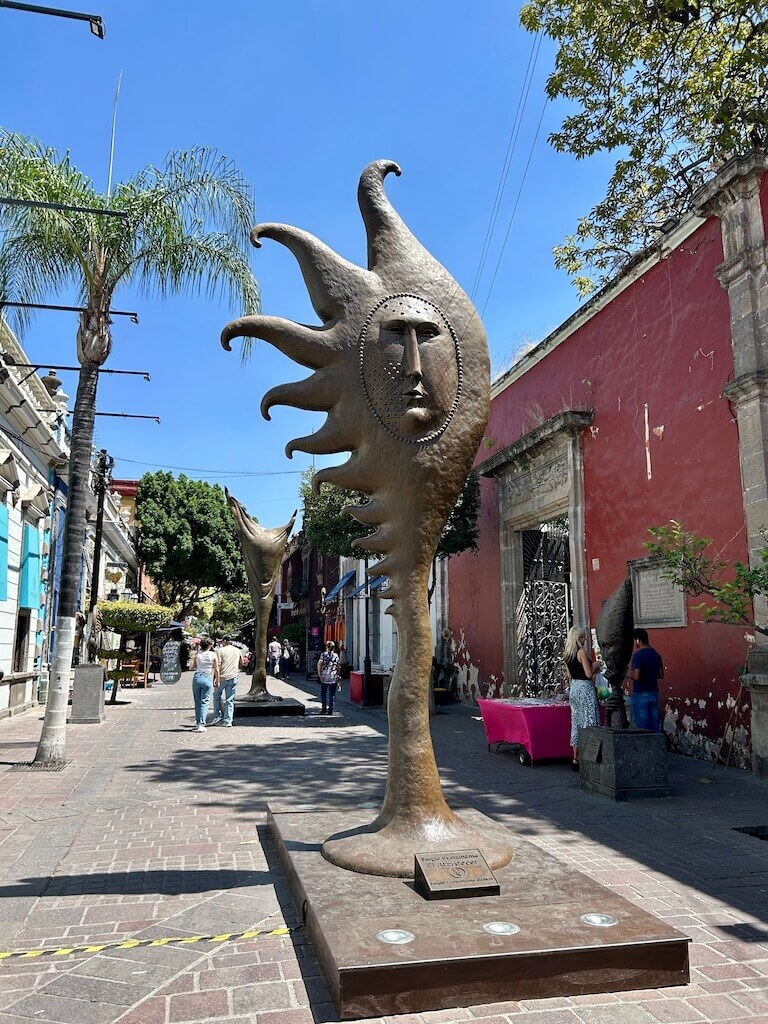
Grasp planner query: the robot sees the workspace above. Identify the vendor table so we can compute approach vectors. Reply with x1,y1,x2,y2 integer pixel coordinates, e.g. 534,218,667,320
477,698,572,766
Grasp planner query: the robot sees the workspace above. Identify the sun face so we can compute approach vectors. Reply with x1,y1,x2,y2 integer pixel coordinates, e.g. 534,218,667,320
221,160,490,604
360,294,461,444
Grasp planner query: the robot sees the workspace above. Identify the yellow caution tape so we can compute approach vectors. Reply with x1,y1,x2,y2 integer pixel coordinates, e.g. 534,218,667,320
0,926,292,960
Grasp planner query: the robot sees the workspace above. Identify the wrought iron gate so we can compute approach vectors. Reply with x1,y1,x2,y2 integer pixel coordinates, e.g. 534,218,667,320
515,521,572,696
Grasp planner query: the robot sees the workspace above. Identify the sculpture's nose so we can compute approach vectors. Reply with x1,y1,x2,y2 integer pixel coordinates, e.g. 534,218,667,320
402,327,422,382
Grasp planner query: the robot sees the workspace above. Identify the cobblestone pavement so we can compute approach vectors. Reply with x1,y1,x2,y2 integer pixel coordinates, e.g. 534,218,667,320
0,674,767,1024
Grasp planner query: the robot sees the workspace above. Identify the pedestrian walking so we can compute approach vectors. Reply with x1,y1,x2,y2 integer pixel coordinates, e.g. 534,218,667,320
190,637,219,732
563,626,600,771
268,636,281,676
317,640,340,716
629,628,664,731
280,640,293,681
211,638,243,727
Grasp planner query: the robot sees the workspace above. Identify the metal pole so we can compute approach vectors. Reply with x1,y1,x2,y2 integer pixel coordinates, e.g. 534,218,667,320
363,555,373,707
88,449,112,613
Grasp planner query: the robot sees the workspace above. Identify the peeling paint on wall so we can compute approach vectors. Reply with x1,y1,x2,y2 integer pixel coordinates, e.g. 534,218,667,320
454,628,503,703
663,696,751,770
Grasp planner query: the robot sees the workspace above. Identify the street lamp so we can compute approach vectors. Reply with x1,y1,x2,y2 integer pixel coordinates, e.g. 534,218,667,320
0,2,105,39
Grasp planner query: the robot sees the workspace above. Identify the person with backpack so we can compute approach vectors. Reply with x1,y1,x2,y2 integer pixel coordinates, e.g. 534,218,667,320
316,640,340,716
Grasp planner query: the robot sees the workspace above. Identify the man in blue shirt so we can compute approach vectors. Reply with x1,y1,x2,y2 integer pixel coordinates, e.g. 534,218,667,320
629,628,664,732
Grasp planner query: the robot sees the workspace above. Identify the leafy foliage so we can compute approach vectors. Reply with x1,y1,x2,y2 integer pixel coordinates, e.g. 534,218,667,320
520,1,768,293
207,592,253,636
299,469,372,558
136,472,247,616
436,471,481,560
280,621,306,646
0,132,260,339
97,601,173,635
646,520,768,634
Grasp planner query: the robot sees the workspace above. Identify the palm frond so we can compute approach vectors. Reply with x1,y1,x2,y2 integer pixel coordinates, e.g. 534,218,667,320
124,231,260,354
112,147,255,247
0,130,106,326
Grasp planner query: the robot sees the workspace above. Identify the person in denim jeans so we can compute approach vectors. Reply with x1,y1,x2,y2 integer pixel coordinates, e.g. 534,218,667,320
212,640,243,727
629,628,664,731
190,637,219,732
316,641,340,716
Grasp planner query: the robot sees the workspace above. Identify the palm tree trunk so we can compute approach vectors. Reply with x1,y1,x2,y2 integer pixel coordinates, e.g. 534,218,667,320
35,361,99,764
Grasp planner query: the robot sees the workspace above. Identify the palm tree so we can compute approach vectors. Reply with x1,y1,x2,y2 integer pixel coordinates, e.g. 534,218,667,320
0,131,260,764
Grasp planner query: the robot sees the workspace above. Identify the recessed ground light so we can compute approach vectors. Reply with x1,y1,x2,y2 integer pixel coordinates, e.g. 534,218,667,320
580,913,618,927
482,921,520,936
376,929,415,944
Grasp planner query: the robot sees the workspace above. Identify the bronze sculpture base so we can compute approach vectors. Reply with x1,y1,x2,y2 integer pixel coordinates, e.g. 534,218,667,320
234,697,304,718
321,810,514,878
239,690,284,703
268,806,689,1019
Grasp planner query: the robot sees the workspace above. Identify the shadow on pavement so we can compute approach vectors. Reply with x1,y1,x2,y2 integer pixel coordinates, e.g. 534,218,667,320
0,867,274,898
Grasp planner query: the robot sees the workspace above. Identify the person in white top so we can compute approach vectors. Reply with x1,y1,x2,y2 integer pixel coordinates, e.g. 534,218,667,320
268,637,282,676
212,640,244,727
190,637,219,731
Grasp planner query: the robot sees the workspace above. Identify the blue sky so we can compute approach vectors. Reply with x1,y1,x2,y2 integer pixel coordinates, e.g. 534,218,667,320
3,1,614,527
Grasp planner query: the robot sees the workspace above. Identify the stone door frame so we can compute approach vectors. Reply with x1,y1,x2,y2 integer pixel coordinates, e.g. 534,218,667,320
478,410,592,695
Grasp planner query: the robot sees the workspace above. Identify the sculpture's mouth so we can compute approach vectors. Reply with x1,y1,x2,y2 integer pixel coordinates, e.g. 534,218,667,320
403,382,427,403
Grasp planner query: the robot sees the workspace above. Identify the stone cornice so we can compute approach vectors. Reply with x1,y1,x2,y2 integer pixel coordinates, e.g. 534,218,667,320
716,240,768,289
694,149,768,218
722,370,768,404
477,409,593,478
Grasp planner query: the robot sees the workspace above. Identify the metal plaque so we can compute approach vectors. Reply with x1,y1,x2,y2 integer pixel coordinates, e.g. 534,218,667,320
414,849,500,900
582,734,603,764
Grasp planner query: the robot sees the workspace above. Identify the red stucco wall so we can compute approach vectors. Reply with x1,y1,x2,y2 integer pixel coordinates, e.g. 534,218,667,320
450,210,754,764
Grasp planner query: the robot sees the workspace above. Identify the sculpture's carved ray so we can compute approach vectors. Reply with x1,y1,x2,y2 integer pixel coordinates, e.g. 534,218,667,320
221,315,337,370
252,224,369,322
311,453,372,495
261,370,337,420
285,410,354,459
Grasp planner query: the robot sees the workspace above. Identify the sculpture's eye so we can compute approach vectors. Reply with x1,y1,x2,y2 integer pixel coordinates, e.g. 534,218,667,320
417,323,440,342
382,320,405,338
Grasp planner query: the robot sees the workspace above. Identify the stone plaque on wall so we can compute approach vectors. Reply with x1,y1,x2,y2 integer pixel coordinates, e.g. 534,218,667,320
628,557,687,628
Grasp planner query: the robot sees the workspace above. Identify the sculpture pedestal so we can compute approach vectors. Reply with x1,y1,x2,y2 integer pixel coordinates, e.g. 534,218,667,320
268,806,688,1019
70,665,106,724
579,727,671,800
234,698,305,718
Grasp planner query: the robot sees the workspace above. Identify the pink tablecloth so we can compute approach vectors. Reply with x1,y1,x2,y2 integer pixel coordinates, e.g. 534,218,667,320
477,698,572,764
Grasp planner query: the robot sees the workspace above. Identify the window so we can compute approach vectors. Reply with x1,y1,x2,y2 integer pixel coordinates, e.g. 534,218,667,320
13,610,31,674
0,503,8,602
19,523,41,610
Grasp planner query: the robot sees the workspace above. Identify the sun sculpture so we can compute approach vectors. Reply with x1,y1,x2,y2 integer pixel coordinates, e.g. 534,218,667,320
226,489,296,703
221,160,513,878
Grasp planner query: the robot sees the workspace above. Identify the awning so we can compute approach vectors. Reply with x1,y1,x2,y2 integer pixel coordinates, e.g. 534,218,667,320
323,569,357,603
347,575,388,599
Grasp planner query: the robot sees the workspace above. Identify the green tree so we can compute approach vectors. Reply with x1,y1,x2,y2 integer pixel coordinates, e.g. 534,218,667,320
646,520,768,635
300,467,481,603
0,131,259,764
299,468,372,558
97,601,174,704
207,592,253,637
520,1,768,294
136,472,247,619
429,470,481,604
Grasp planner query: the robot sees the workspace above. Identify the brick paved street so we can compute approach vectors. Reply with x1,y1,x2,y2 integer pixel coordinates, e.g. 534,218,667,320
0,675,767,1024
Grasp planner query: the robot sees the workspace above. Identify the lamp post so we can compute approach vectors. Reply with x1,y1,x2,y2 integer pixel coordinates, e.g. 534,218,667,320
88,448,114,615
363,555,373,707
0,2,105,38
